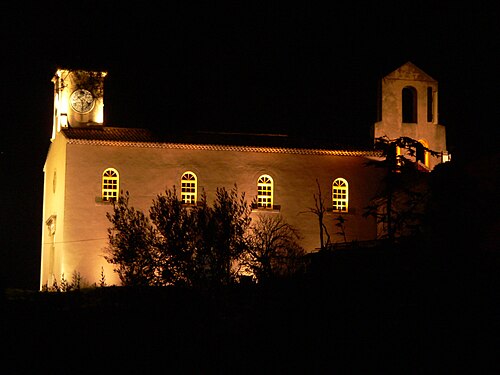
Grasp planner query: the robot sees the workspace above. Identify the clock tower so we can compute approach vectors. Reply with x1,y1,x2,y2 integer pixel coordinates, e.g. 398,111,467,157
51,69,107,140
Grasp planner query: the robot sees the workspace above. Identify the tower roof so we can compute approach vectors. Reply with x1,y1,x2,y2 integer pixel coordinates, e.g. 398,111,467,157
384,61,436,82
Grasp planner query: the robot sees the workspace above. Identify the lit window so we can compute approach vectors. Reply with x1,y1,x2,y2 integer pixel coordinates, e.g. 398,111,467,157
102,168,119,201
257,175,273,209
181,172,197,204
332,178,348,212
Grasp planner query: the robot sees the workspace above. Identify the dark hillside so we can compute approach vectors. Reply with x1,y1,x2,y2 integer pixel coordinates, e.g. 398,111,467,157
3,241,499,373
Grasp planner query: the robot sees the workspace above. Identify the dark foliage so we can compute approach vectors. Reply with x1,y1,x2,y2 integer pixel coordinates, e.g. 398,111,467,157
106,185,254,288
201,186,253,287
244,214,306,282
105,192,157,286
364,136,438,241
150,187,197,286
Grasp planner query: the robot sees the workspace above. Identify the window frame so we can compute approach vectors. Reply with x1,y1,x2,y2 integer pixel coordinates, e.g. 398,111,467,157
102,168,119,202
332,178,348,213
181,171,197,205
257,174,274,209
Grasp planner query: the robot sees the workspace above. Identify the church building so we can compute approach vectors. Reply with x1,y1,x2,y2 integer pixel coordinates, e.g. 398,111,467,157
40,62,449,289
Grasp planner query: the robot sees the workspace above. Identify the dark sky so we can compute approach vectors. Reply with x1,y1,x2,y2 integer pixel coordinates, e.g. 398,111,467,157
1,2,498,289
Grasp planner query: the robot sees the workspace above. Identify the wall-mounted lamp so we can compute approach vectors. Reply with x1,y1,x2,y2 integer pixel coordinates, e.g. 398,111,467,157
60,113,68,127
442,151,451,163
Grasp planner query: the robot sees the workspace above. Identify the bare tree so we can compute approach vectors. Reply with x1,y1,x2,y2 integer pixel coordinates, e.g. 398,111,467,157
335,215,347,243
302,179,331,250
244,214,305,283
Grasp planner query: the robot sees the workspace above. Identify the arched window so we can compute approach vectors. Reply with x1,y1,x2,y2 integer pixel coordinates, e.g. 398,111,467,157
402,86,417,123
257,175,273,209
332,178,348,212
181,171,197,204
102,168,119,201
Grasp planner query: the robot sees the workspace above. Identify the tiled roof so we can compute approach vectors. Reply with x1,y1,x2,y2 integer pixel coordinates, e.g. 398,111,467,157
62,127,156,142
61,126,382,157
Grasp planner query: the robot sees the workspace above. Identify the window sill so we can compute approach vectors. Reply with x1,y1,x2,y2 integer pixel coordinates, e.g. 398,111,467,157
326,207,352,214
95,197,115,205
251,204,281,213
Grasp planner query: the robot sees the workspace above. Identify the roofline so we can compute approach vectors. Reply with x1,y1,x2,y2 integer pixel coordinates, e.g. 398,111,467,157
65,138,382,157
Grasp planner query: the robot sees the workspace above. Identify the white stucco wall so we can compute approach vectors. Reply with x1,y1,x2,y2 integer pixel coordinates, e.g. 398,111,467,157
53,141,383,286
40,135,68,288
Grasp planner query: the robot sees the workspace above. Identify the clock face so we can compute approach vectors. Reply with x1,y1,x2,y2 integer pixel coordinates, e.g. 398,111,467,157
70,89,95,113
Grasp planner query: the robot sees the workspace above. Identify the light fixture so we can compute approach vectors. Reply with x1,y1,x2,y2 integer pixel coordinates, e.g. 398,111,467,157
60,113,68,127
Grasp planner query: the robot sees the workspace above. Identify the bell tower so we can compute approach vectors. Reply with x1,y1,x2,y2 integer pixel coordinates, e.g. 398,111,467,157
373,62,449,170
51,69,107,140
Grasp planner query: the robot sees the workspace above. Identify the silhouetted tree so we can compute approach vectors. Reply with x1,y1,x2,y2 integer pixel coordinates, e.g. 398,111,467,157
202,185,253,287
244,214,305,283
364,136,439,242
150,186,197,286
188,190,216,287
303,179,331,250
106,185,253,288
105,191,157,286
335,215,347,243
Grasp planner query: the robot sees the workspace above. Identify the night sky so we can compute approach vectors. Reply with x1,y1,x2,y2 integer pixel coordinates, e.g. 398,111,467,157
1,2,498,289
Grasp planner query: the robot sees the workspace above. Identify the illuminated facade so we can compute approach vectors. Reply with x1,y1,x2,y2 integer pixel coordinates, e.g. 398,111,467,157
40,62,449,289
